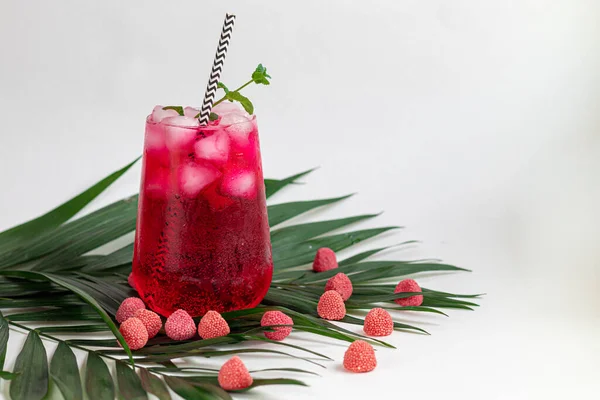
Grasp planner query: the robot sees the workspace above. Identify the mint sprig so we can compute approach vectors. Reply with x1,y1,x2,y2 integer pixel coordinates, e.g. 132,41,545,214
182,64,271,119
211,64,271,114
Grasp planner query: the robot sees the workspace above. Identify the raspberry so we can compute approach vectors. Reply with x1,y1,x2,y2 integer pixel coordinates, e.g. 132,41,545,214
313,247,338,272
119,317,148,350
260,311,293,341
198,310,230,339
343,340,377,373
324,272,353,301
115,297,145,323
394,279,423,307
317,290,346,320
218,356,253,391
363,308,393,336
165,309,196,341
133,309,162,339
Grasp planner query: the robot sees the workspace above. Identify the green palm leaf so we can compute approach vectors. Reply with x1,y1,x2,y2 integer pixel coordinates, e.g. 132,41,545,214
268,195,353,227
50,342,83,400
116,361,148,400
264,168,315,199
165,375,231,400
183,375,308,391
270,214,380,246
272,227,399,269
0,311,7,370
139,369,172,400
10,331,48,400
0,160,480,400
0,158,138,254
0,270,134,363
338,244,408,266
80,243,134,272
0,196,138,268
85,353,115,400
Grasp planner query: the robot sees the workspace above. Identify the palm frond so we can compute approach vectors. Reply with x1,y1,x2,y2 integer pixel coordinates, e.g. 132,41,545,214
0,158,139,256
0,161,480,399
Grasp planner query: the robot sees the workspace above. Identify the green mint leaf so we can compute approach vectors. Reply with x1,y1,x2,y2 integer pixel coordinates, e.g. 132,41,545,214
217,82,230,94
162,106,184,116
252,64,271,85
226,91,254,114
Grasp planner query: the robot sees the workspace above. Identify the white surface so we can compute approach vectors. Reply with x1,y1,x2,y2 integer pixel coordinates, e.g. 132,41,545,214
1,1,599,399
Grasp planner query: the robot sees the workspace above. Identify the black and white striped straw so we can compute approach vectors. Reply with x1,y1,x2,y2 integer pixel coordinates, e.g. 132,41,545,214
198,13,236,126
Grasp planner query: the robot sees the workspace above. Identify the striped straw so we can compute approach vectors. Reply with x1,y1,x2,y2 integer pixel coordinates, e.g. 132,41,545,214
198,13,236,126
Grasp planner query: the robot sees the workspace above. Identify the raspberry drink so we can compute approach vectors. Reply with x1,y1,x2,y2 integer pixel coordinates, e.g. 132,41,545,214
132,102,273,317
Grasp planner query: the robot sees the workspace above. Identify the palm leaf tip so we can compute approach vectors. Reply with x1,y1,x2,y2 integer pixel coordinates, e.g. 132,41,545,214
267,194,354,227
0,157,139,246
265,167,317,199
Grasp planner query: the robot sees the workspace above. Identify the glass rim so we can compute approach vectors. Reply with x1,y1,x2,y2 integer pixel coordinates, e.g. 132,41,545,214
145,113,257,130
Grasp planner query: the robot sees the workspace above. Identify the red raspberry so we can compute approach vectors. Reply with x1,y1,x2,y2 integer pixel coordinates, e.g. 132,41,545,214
133,309,162,339
313,247,338,272
198,310,230,339
343,340,377,373
317,290,346,320
324,272,353,301
260,311,293,341
119,317,148,350
165,309,196,341
394,279,423,307
116,297,145,323
218,356,253,391
363,308,393,336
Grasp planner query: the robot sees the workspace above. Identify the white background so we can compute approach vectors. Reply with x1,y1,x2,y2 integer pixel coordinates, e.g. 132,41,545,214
1,1,599,399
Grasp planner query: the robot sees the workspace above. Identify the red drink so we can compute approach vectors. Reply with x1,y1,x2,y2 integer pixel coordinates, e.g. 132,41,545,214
132,103,273,317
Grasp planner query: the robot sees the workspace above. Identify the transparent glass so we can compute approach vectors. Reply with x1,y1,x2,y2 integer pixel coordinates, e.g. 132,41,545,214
132,114,273,317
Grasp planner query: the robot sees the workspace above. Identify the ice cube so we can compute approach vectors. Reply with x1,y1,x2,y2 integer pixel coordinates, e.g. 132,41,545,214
163,116,200,152
220,113,254,146
145,123,166,150
179,163,221,197
194,132,230,165
212,101,246,116
151,105,179,123
221,170,257,199
164,115,200,127
184,106,200,118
